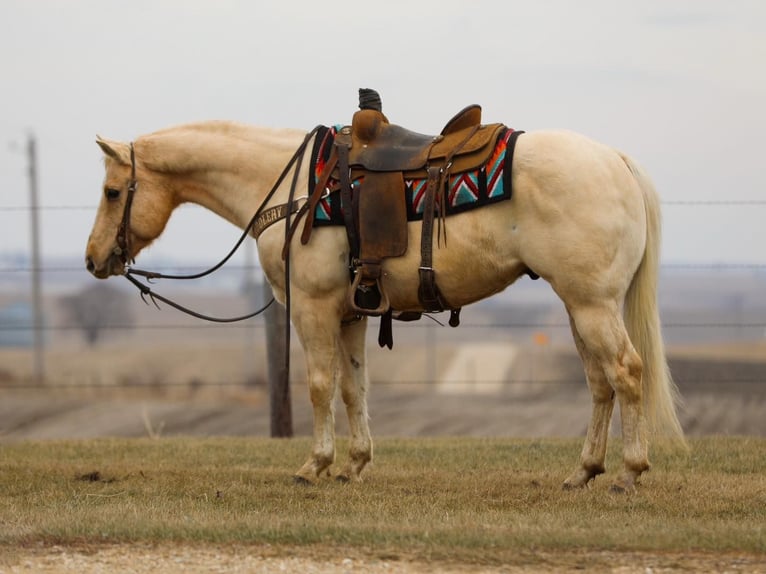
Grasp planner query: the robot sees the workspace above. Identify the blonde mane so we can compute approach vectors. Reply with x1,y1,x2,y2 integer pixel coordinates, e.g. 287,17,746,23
137,121,305,174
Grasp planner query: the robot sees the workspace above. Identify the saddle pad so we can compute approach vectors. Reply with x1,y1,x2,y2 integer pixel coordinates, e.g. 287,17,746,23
308,125,521,226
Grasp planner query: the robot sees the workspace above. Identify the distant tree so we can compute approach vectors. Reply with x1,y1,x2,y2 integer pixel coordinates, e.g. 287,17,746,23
61,283,134,346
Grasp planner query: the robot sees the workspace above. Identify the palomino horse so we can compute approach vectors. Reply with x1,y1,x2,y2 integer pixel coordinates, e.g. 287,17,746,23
86,112,684,492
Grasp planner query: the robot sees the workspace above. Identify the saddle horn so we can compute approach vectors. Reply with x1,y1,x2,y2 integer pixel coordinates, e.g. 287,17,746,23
358,88,382,112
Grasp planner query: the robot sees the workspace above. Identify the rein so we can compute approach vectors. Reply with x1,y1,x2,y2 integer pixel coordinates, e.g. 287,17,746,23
118,126,322,322
124,271,275,322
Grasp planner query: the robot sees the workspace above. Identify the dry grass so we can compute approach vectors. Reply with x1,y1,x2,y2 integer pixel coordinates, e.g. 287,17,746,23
1,436,765,568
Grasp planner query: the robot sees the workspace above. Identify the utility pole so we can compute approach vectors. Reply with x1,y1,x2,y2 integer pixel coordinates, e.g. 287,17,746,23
263,276,292,437
27,133,44,384
243,240,258,387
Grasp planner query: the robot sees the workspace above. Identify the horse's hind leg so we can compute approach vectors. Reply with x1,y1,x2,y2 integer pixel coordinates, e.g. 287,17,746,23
336,317,373,482
563,313,615,489
564,304,649,492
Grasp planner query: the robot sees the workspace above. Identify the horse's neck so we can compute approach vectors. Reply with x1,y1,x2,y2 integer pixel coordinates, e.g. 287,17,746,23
141,123,307,230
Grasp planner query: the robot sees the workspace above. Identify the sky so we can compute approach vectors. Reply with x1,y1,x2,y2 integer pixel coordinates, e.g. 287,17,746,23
1,0,764,270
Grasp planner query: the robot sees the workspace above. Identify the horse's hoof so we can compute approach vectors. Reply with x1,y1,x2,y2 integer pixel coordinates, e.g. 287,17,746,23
562,468,596,490
609,470,641,494
292,475,314,486
609,480,636,494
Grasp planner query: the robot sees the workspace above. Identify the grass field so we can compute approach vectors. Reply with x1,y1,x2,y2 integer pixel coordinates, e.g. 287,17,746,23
1,436,765,571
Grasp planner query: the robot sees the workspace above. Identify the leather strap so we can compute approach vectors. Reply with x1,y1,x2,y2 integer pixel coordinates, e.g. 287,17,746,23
379,309,394,349
114,143,138,265
281,200,312,260
417,166,447,311
300,148,338,245
415,125,480,313
252,200,302,240
337,142,359,260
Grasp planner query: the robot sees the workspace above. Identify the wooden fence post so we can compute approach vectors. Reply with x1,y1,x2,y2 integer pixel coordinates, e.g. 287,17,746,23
262,276,293,437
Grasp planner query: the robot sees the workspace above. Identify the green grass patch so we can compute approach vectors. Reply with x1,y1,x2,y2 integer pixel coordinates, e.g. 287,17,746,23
1,436,764,563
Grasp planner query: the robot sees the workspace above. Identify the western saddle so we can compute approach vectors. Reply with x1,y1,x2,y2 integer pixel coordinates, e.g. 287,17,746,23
300,89,507,347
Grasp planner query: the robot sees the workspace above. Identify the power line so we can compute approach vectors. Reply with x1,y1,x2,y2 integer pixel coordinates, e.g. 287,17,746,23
662,263,766,270
663,200,766,206
0,205,95,211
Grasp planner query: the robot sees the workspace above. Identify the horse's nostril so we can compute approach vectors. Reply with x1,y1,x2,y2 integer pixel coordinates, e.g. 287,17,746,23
86,257,95,273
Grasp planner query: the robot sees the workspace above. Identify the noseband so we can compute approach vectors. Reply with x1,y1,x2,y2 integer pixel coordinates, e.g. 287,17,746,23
113,142,138,267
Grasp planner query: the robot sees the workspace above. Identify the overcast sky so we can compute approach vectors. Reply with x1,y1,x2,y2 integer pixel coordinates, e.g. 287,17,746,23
1,0,764,269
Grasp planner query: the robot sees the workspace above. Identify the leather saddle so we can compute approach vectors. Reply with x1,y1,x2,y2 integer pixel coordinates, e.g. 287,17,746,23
301,89,506,345
345,104,498,174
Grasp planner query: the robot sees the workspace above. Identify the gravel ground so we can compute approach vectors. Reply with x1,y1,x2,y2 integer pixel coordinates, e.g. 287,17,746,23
3,545,765,573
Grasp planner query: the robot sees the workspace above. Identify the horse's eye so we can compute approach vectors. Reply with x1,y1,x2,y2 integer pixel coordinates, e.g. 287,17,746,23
105,188,120,201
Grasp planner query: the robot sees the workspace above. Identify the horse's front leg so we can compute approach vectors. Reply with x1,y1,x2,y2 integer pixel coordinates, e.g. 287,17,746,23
291,300,343,485
336,317,372,482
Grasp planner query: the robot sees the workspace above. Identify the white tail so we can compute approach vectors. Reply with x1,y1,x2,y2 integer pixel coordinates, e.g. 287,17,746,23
620,153,686,442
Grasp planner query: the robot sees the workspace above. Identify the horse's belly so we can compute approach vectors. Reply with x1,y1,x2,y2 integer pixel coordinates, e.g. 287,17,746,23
382,212,524,310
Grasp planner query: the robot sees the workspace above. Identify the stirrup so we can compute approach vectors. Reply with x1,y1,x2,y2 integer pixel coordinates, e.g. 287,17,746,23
349,272,390,316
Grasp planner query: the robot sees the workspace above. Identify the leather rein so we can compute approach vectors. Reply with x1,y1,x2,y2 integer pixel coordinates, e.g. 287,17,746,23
116,127,321,323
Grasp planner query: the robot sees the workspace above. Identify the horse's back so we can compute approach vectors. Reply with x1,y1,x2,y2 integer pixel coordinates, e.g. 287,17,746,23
513,129,639,193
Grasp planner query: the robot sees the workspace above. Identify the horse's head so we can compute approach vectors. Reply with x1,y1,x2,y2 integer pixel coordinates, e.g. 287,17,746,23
85,137,176,278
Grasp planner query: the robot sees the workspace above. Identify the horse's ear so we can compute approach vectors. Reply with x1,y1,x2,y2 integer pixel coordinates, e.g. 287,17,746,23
96,135,131,165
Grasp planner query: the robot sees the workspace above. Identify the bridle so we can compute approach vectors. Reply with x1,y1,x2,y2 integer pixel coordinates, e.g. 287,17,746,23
113,143,138,267
116,126,322,323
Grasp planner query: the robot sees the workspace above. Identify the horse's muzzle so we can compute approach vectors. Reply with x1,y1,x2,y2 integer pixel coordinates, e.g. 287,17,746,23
85,253,124,279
